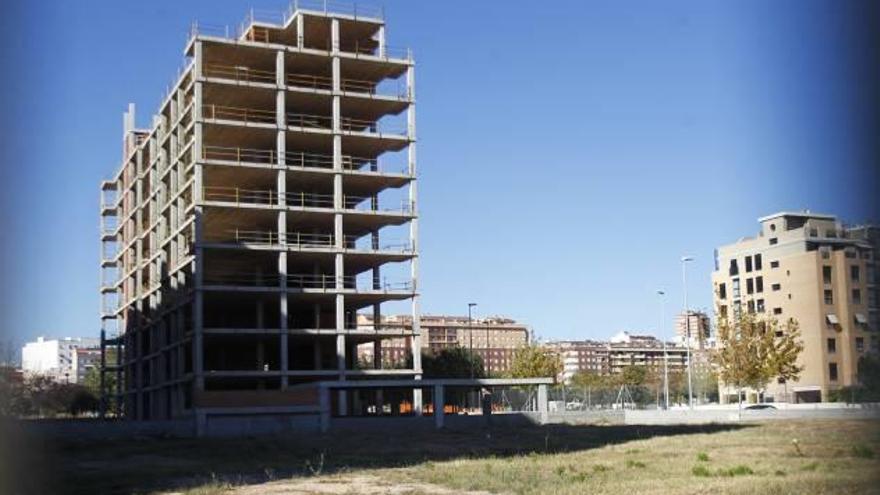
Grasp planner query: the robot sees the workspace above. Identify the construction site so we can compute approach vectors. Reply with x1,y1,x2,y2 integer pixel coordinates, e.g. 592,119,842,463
99,1,425,432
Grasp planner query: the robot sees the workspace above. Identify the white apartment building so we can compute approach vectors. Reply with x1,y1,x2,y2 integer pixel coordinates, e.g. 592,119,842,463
21,337,100,383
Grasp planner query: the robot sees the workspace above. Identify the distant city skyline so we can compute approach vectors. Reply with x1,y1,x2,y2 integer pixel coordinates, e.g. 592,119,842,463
1,0,877,346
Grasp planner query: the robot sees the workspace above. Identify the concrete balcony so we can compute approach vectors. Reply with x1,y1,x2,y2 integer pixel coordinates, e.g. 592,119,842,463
202,271,414,294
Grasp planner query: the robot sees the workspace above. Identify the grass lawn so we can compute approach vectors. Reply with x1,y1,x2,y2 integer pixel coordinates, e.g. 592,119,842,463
389,419,880,495
7,419,880,494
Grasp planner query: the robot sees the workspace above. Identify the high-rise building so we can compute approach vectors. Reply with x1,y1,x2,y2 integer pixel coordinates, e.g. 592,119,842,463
711,211,878,403
99,3,421,423
21,337,100,383
674,311,712,349
356,314,530,375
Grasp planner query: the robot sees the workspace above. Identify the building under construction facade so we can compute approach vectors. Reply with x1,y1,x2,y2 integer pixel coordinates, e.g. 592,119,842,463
99,2,421,427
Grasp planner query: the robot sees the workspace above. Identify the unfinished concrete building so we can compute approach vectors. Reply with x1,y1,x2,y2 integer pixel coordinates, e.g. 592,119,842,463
100,2,421,427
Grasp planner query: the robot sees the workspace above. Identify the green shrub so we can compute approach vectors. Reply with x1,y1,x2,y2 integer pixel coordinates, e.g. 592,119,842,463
692,465,712,477
718,465,753,477
626,460,647,469
696,452,710,462
852,444,874,459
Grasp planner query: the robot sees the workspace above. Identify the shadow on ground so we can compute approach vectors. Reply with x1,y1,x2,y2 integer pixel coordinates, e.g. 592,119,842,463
7,419,751,494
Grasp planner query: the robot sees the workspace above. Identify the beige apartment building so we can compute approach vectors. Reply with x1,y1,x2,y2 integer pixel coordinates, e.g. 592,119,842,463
712,212,878,403
99,2,422,426
356,314,530,375
548,332,689,384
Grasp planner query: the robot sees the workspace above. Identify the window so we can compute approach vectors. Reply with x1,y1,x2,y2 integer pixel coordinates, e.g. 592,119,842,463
829,363,838,381
772,283,781,291
773,307,783,315
718,283,727,300
719,305,728,318
851,265,860,282
824,289,833,305
809,227,818,237
733,278,741,298
756,299,765,313
745,256,753,273
823,266,832,284
769,238,778,245
770,223,776,232
845,250,856,259
852,289,861,305
770,260,780,268
822,249,830,260
729,259,739,276
746,278,754,295
856,337,864,353
827,338,836,353
755,254,762,270
747,300,755,314
756,276,763,293
826,229,837,238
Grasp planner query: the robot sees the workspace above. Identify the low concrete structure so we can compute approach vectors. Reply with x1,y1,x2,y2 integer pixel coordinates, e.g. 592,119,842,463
314,377,554,433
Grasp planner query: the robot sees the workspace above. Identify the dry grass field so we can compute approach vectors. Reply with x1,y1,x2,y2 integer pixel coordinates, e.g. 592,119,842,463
5,419,879,494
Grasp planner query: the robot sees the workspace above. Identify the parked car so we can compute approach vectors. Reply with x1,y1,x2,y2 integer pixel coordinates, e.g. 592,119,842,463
744,403,777,410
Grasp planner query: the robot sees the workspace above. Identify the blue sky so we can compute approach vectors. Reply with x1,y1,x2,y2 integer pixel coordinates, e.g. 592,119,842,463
0,0,876,348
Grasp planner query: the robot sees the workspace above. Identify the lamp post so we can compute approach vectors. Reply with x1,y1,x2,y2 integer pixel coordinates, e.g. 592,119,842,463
681,255,695,409
468,302,477,379
657,290,669,410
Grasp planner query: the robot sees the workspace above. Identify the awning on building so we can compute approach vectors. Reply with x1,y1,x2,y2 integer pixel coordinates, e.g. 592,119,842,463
826,314,839,325
855,313,868,325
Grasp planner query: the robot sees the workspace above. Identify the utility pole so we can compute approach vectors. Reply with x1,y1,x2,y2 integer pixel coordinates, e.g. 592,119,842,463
468,303,477,378
657,290,669,410
681,256,695,409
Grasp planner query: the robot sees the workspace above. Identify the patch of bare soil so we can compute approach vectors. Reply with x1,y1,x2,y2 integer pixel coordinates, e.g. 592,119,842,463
231,474,496,495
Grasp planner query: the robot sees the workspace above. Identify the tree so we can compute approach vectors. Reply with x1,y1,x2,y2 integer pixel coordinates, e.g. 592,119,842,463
420,347,485,379
570,370,609,389
713,310,803,402
509,345,562,380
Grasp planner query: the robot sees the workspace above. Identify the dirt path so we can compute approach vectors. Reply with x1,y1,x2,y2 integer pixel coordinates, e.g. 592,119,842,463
229,473,495,495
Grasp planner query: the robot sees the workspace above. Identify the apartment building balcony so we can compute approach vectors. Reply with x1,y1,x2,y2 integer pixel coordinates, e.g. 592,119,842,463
202,271,413,297
200,62,409,102
202,229,411,253
200,186,412,217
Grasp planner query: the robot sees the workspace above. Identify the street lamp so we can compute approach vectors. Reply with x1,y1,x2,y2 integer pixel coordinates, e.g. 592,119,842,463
657,290,669,410
468,302,477,379
681,255,695,409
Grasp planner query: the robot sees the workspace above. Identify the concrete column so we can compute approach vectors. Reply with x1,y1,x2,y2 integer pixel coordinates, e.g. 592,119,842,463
314,337,322,370
434,384,444,428
276,50,285,88
538,384,549,424
373,338,382,370
296,14,304,49
330,19,339,54
377,25,386,58
319,385,330,432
